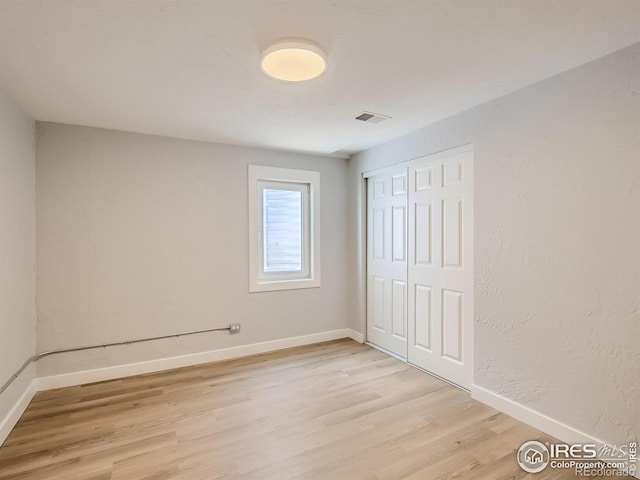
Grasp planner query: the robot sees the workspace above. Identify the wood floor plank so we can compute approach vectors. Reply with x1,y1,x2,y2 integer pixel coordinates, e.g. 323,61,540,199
0,340,629,479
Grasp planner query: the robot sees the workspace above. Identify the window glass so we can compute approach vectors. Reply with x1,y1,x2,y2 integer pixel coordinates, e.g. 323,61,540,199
263,189,303,273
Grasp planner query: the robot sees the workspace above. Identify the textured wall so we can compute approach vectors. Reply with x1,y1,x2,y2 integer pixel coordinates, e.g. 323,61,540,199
348,44,640,447
36,124,349,376
0,90,36,421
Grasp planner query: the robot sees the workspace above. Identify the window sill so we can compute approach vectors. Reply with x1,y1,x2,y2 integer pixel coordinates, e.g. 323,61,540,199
249,277,321,293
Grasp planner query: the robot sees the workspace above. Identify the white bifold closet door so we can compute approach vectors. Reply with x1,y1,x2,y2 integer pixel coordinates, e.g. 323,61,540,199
366,147,473,389
366,167,408,358
407,149,473,388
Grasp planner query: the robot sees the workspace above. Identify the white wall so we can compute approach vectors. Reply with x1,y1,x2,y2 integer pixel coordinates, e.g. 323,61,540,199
0,91,36,422
36,124,349,376
349,44,640,448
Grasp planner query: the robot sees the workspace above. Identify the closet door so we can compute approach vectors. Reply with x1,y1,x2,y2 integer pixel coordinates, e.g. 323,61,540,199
407,149,473,388
366,167,408,358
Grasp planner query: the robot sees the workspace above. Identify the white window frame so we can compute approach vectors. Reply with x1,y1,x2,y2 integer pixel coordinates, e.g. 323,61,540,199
248,165,321,292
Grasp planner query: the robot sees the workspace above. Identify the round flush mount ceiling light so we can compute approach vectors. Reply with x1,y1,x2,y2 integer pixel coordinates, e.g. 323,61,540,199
260,40,327,82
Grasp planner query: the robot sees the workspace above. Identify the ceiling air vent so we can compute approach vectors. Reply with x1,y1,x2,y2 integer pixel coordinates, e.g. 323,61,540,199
355,111,391,124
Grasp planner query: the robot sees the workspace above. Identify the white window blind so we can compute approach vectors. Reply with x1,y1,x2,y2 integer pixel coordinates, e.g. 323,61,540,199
263,188,303,272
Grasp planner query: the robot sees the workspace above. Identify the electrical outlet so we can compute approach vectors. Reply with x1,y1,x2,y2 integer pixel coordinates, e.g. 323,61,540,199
229,323,241,334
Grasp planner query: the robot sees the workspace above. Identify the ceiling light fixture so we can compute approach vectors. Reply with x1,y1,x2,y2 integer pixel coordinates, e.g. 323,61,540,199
260,40,327,82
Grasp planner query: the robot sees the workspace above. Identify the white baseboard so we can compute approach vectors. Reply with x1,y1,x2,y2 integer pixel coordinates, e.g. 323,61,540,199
0,379,36,446
36,328,362,392
472,384,639,479
471,384,598,445
347,329,364,343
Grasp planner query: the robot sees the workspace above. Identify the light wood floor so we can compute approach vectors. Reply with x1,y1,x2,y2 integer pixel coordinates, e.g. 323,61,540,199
0,340,621,479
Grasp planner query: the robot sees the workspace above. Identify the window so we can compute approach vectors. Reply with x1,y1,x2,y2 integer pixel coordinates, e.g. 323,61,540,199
248,165,320,292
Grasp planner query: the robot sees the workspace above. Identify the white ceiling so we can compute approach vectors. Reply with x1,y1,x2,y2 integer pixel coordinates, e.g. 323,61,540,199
1,1,639,158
